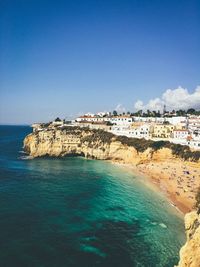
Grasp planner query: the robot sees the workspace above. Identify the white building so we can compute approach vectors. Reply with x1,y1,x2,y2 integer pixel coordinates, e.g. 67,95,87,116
51,120,64,126
167,116,187,126
110,125,130,136
188,116,200,135
171,129,189,146
128,124,152,139
133,116,187,127
133,116,165,124
31,123,43,132
111,123,151,139
109,116,133,125
76,115,106,123
75,113,200,150
76,115,133,125
173,129,189,139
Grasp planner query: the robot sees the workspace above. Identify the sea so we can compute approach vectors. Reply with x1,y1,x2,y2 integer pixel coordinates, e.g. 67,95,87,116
0,125,185,267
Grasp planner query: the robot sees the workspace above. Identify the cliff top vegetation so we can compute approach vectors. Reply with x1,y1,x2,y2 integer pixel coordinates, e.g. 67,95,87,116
34,127,200,162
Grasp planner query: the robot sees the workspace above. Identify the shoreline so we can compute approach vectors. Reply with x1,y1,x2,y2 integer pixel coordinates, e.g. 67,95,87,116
24,152,199,215
110,160,200,215
23,128,200,215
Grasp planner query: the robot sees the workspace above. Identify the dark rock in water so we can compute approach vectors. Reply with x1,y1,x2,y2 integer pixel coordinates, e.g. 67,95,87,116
106,206,126,211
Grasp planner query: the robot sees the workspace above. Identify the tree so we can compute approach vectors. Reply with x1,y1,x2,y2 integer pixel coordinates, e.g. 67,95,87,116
138,110,143,116
176,109,186,116
152,111,157,117
195,187,200,214
55,117,61,122
113,110,118,116
157,110,161,117
147,109,151,117
187,108,196,115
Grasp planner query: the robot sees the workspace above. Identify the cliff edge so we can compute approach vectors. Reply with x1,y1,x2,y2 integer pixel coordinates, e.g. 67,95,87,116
23,126,200,163
175,211,200,267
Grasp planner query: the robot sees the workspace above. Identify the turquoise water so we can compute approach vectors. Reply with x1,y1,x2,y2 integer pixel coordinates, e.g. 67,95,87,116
0,126,185,267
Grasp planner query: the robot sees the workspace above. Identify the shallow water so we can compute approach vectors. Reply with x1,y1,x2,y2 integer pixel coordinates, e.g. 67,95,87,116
0,126,185,267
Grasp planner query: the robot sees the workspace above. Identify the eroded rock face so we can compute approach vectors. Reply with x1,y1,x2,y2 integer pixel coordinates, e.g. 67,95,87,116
23,127,175,165
175,211,200,267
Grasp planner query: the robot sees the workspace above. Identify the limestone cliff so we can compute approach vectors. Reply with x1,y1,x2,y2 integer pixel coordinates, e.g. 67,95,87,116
24,126,175,164
175,211,200,267
23,126,199,164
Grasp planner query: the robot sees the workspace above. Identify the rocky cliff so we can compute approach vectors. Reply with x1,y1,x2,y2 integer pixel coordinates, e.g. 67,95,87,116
23,126,199,164
175,211,200,267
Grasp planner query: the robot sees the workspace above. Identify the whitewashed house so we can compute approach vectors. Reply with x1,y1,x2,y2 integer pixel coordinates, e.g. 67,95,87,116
173,129,189,139
128,124,152,139
76,115,133,125
109,116,133,125
188,116,200,135
110,125,130,136
111,123,152,139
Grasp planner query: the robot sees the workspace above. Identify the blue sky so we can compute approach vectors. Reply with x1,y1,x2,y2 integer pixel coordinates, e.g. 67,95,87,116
0,0,200,124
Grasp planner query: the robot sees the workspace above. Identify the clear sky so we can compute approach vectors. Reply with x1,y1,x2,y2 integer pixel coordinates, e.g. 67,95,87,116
0,0,200,124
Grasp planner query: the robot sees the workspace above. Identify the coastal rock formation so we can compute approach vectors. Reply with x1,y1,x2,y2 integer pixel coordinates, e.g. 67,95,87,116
24,126,200,166
23,127,183,163
175,211,200,267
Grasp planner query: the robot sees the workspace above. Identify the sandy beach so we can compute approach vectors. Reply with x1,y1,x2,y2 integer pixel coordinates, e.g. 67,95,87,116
112,160,200,214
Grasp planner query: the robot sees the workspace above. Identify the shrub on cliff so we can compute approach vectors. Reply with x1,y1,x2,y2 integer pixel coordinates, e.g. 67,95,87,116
169,144,200,161
57,126,200,161
115,135,200,161
82,130,114,146
195,187,200,214
150,140,170,151
41,122,51,128
116,136,154,152
190,151,200,161
169,144,190,158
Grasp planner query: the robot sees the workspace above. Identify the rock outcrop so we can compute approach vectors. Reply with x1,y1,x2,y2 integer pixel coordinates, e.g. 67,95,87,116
24,126,200,164
175,211,200,267
24,126,176,164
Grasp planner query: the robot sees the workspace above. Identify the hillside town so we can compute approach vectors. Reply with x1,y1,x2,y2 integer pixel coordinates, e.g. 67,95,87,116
32,108,200,151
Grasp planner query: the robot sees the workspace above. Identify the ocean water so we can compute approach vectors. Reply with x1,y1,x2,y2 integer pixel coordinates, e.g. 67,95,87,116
0,126,185,267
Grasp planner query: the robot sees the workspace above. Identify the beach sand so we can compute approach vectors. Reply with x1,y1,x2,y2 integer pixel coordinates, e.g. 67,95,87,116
112,160,200,214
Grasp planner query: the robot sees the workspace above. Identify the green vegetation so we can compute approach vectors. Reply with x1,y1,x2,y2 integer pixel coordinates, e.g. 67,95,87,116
115,135,200,161
40,122,51,128
82,129,114,146
116,135,154,152
150,140,170,150
195,187,200,214
80,129,200,161
131,108,200,117
80,129,191,160
106,121,114,126
55,117,62,122
113,110,118,116
35,126,200,162
167,144,200,161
